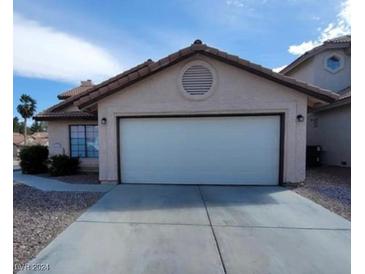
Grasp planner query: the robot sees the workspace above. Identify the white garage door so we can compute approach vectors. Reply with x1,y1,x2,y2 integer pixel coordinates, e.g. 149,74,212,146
119,116,281,185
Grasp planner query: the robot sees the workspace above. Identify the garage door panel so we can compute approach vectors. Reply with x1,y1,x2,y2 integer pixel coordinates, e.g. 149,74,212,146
120,116,280,185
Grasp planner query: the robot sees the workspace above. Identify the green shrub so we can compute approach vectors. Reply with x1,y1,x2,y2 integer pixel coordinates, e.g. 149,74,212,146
49,154,80,176
19,145,49,174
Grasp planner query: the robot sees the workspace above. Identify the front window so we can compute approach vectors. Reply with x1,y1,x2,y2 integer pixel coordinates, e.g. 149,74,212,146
70,125,98,158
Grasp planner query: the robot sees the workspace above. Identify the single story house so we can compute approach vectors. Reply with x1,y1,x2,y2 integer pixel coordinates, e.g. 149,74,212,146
280,35,351,167
13,132,49,159
31,131,49,146
35,40,338,185
13,132,26,159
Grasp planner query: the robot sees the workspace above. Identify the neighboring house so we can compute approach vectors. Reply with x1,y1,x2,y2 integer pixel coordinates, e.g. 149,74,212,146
31,132,49,146
13,132,49,159
35,40,338,185
13,133,26,159
281,35,351,167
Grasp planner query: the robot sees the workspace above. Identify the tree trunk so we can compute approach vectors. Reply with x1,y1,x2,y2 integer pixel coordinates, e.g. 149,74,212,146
24,118,27,145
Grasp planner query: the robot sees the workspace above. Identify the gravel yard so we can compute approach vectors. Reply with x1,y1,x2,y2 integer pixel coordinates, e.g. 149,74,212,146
289,166,351,220
13,184,103,271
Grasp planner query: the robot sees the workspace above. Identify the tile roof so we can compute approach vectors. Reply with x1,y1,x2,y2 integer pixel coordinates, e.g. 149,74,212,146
36,59,154,116
338,86,351,99
73,41,338,109
310,85,351,113
57,80,94,99
281,35,351,74
13,133,47,146
13,133,25,145
324,35,351,44
32,137,49,146
311,96,350,113
35,40,339,121
31,132,48,139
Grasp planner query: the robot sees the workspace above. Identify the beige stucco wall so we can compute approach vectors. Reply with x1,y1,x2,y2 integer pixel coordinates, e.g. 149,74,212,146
47,120,99,171
307,105,351,166
96,54,309,184
287,47,351,167
287,49,351,92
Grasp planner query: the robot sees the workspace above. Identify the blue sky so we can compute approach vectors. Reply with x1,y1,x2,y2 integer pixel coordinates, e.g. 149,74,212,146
13,0,350,119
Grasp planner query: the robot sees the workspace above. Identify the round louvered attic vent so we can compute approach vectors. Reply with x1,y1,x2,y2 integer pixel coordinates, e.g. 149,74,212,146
179,61,216,100
182,65,213,95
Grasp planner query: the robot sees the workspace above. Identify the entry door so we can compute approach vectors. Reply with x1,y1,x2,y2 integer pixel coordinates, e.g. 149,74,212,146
119,116,281,185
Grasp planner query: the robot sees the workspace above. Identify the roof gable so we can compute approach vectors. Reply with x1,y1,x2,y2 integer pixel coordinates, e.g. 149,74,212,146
75,41,338,109
281,35,351,75
35,40,339,120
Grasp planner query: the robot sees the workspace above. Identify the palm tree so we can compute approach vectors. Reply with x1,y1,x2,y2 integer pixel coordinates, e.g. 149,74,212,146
16,94,37,145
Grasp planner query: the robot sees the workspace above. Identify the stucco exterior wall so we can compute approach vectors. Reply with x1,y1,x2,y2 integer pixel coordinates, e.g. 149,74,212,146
47,120,99,171
287,49,351,92
307,105,351,166
97,54,308,184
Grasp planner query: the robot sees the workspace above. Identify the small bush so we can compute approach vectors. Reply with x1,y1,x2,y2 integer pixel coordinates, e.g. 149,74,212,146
19,145,49,174
49,154,80,176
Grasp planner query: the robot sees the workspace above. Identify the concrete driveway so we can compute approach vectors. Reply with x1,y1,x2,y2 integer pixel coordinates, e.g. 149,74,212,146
21,185,350,274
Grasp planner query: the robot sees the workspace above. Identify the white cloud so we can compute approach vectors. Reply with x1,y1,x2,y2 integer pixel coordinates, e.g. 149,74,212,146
225,0,269,8
226,0,246,8
288,40,318,56
14,13,123,83
288,0,350,56
272,65,287,73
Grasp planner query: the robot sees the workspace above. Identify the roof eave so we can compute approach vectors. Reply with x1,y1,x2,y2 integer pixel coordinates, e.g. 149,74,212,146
76,48,338,109
34,116,97,121
57,95,70,100
199,51,338,103
76,49,200,109
311,96,351,113
281,42,351,75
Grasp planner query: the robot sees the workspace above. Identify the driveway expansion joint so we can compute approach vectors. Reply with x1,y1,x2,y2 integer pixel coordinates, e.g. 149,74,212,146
20,184,350,274
212,224,351,231
76,219,211,227
76,218,350,231
197,186,227,274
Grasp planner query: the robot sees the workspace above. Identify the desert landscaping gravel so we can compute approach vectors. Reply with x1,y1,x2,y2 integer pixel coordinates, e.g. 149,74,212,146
13,184,103,271
289,166,350,220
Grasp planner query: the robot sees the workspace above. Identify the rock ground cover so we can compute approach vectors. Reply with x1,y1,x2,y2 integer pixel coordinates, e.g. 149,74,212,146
289,167,350,220
13,184,103,272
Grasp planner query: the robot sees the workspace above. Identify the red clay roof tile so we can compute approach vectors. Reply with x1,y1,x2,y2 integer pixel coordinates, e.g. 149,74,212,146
57,80,94,99
35,40,340,121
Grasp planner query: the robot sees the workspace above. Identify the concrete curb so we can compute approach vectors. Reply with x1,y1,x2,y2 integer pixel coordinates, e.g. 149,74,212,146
13,171,115,193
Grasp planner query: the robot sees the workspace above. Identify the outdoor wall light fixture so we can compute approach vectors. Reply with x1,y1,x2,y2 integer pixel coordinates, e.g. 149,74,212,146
101,118,107,125
296,114,305,122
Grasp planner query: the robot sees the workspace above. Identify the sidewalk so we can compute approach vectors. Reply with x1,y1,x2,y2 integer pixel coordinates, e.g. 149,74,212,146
13,171,116,193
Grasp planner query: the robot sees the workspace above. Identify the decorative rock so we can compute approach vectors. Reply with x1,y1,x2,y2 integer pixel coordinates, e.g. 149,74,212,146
13,184,102,270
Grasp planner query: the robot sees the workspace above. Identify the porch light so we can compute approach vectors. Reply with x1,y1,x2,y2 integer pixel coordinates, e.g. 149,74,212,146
296,115,304,122
101,118,107,125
